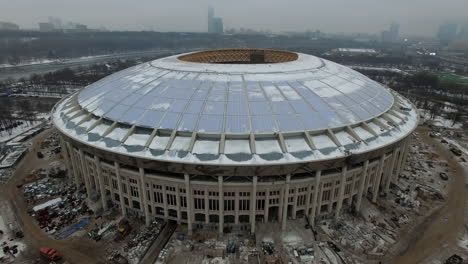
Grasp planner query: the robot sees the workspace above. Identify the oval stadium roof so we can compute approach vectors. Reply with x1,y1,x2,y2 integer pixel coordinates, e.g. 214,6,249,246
53,49,418,166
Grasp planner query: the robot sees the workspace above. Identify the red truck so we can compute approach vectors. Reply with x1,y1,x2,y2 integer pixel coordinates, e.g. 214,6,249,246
39,247,61,261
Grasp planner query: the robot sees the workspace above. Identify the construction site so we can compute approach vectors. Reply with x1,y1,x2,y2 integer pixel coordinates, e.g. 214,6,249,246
0,119,465,264
0,49,467,264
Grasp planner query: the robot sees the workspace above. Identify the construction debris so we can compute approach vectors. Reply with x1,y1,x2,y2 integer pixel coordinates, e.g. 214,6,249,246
22,176,89,237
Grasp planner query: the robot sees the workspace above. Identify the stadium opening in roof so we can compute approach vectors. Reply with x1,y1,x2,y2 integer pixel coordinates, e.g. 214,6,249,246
52,49,418,234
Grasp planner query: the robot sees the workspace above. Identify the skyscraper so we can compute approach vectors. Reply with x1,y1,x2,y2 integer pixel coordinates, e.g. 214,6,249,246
437,22,458,45
381,23,399,43
207,7,223,34
390,23,399,41
459,23,468,40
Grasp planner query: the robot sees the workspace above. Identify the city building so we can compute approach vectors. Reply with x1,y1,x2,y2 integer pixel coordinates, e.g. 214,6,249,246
0,21,19,31
207,7,223,34
459,23,468,40
52,49,418,235
38,22,55,32
381,23,399,43
66,24,89,33
438,22,459,45
48,16,63,30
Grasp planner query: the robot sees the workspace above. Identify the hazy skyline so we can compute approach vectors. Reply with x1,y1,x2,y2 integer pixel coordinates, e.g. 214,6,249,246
1,0,467,36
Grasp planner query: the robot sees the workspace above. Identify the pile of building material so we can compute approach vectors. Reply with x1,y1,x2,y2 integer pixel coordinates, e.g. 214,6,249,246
88,220,117,241
23,178,88,236
395,190,420,209
23,177,72,200
125,220,165,264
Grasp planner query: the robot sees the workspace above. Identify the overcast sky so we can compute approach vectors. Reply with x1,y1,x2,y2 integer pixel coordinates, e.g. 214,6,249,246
1,0,467,36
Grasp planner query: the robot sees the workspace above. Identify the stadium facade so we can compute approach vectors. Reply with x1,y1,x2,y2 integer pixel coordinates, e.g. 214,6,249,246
52,49,418,234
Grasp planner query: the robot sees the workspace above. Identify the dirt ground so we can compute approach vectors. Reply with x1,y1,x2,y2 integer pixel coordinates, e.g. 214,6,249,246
2,125,467,264
387,126,467,264
0,128,107,264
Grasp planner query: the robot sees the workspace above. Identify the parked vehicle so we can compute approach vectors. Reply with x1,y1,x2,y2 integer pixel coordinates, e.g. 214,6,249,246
39,247,61,261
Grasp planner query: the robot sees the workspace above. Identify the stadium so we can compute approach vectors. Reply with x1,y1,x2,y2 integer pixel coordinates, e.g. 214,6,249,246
52,49,418,234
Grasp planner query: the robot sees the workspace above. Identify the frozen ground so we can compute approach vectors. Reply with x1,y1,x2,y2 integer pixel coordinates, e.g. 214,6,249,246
0,200,27,262
0,120,44,143
316,132,449,263
420,109,463,129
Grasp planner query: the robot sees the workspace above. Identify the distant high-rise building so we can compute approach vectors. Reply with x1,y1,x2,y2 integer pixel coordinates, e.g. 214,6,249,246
459,23,468,40
48,16,63,30
74,24,88,31
390,23,399,40
381,23,399,43
38,22,55,32
437,22,458,44
207,7,223,34
212,18,223,34
0,21,19,31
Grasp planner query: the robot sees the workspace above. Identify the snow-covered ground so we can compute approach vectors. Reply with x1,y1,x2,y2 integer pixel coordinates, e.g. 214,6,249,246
0,58,58,68
0,201,27,261
420,110,462,129
349,65,410,75
0,55,109,69
0,120,44,143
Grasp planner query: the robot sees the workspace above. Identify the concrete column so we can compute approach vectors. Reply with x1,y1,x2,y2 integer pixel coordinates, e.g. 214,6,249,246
114,162,126,216
364,163,373,194
355,160,369,212
94,156,108,211
335,166,347,219
61,140,73,182
305,184,312,218
82,152,95,191
347,173,355,206
218,176,224,235
93,162,100,191
78,150,92,199
292,186,298,219
316,183,324,219
162,184,168,220
234,192,239,225
184,174,193,235
394,147,405,183
139,168,150,226
278,188,283,221
264,188,270,222
204,187,209,224
309,170,321,225
385,148,399,193
176,186,181,224
65,142,80,189
397,139,410,178
281,174,291,231
250,176,257,234
372,155,386,202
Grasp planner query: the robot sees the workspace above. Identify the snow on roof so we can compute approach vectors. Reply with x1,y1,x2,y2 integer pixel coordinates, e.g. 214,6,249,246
33,198,62,212
52,50,418,166
76,50,394,135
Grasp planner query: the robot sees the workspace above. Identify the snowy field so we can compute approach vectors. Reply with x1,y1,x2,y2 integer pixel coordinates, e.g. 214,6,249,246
0,120,44,143
420,110,462,129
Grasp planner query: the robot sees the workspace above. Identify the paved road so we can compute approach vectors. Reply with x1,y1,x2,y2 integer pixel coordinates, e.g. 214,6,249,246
388,126,467,264
0,128,106,264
